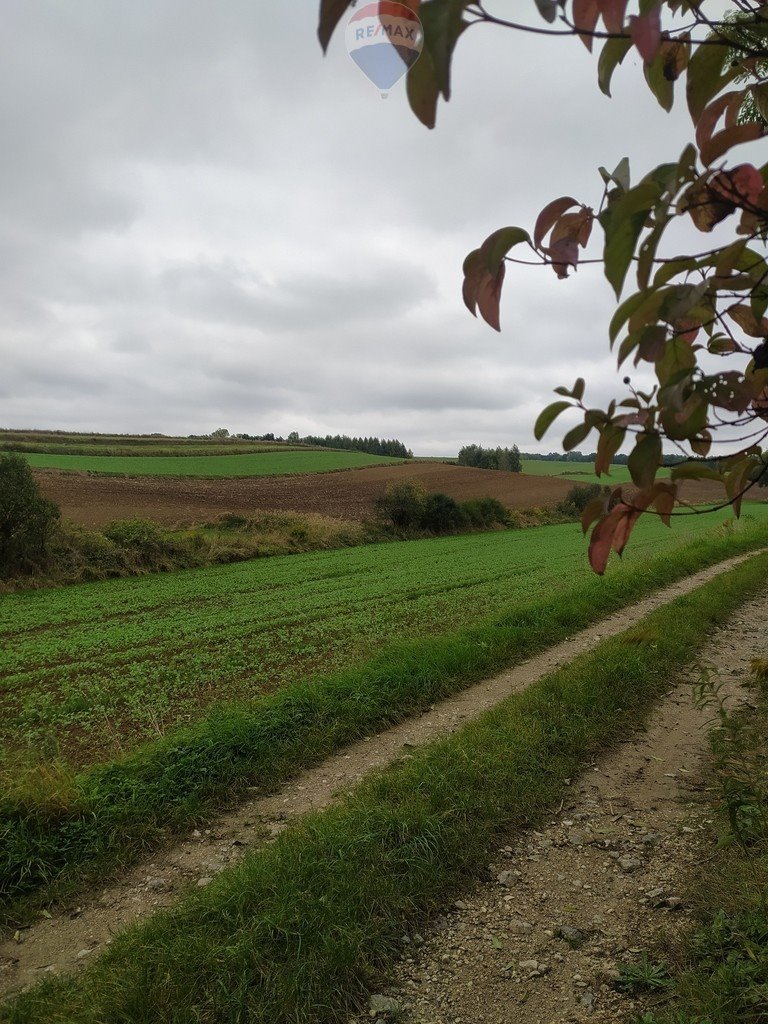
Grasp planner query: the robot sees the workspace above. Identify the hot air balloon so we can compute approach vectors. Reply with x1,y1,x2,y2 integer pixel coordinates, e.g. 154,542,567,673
345,2,423,97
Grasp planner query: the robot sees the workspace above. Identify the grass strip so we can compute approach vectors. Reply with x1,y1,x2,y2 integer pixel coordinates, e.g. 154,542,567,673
630,665,768,1024
3,526,767,913
4,549,767,1022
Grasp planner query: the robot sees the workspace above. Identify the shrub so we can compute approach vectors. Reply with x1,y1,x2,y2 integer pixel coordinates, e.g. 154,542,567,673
419,492,466,533
0,453,60,574
374,481,426,529
460,497,509,528
555,483,607,519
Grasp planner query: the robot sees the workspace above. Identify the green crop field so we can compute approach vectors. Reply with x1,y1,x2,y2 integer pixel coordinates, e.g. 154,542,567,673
3,507,767,777
20,450,405,476
520,459,638,483
0,430,312,458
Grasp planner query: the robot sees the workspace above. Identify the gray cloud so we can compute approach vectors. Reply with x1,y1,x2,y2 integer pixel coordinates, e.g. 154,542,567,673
0,1,716,453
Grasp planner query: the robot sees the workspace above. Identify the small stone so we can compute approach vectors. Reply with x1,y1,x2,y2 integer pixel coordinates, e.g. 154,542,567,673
145,877,168,892
508,918,533,935
578,989,595,1010
75,948,92,960
497,870,521,887
368,994,400,1016
617,856,643,873
197,876,213,887
556,925,585,947
664,896,684,910
567,829,589,847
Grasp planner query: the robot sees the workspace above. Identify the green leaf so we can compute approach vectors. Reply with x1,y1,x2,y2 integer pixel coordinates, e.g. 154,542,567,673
637,217,669,291
670,462,723,482
617,331,640,366
563,420,592,451
533,0,559,22
656,337,696,384
406,41,440,129
609,290,648,345
686,39,735,121
419,0,470,100
534,401,572,441
554,377,585,400
627,432,661,488
653,256,697,288
601,182,660,298
480,227,532,273
598,37,632,97
595,424,626,476
612,157,631,192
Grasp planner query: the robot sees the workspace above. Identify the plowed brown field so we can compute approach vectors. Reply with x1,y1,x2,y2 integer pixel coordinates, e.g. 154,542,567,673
34,461,727,528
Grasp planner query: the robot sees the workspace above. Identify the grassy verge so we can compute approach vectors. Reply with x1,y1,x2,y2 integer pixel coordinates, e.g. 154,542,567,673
628,664,768,1024
0,512,379,593
2,527,767,918
1,506,569,594
4,552,767,1022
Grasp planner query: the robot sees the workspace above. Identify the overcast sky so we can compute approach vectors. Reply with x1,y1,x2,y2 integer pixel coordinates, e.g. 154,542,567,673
0,1,744,454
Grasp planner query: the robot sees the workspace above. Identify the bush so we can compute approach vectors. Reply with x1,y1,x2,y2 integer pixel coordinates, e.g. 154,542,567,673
374,482,426,529
460,497,509,528
419,492,466,533
376,484,510,535
0,454,60,574
555,483,607,519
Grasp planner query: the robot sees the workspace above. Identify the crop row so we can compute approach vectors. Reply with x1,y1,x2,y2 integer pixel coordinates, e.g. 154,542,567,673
3,509,767,774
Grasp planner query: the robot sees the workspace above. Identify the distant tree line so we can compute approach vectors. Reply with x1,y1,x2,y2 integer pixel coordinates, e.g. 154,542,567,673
457,444,521,472
519,450,688,467
287,433,412,458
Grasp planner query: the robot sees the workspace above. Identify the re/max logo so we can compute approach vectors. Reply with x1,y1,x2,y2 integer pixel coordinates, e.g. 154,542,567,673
354,22,418,41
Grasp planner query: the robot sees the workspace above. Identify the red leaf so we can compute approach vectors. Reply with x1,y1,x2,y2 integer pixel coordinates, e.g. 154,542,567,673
695,91,740,152
673,318,701,344
660,36,689,81
611,504,642,556
629,9,661,64
597,0,628,34
581,494,609,535
588,502,639,574
682,177,736,233
701,123,765,166
462,249,484,316
588,505,624,574
573,0,599,51
710,164,765,207
475,262,505,332
551,209,594,249
653,488,676,526
533,197,579,249
728,304,768,339
546,237,579,278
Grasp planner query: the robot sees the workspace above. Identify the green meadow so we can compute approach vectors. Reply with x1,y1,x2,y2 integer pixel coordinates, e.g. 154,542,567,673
20,450,405,477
